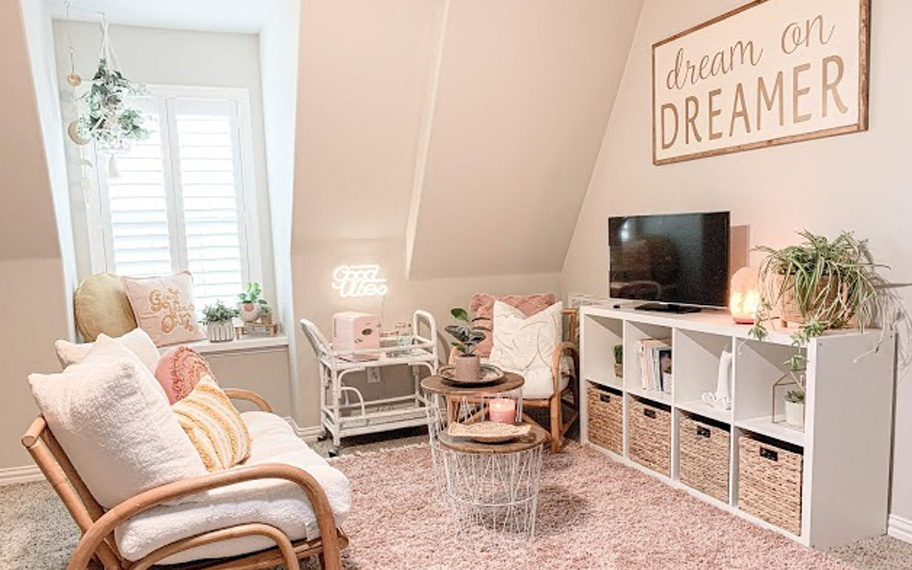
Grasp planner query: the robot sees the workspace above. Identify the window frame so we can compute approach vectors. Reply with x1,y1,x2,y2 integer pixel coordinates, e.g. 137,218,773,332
87,84,264,299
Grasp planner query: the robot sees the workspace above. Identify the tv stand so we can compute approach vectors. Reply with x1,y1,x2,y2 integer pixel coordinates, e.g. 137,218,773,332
635,303,702,314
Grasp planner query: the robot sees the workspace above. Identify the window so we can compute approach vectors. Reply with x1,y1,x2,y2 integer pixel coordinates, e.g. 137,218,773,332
93,86,261,309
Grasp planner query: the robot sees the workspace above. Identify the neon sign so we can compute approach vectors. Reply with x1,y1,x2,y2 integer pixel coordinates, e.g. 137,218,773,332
332,265,388,298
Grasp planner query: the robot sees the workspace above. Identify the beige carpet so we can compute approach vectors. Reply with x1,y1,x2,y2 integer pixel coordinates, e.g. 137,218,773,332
299,442,859,570
2,433,909,569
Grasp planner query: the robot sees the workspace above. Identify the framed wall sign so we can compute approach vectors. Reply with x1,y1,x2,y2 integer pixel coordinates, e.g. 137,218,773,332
652,0,870,165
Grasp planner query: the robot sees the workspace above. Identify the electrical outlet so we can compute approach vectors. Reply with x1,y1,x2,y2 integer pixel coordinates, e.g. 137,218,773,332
367,369,381,384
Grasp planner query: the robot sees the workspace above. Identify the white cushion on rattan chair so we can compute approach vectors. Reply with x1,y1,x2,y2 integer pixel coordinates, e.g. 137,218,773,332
115,411,351,564
488,301,564,399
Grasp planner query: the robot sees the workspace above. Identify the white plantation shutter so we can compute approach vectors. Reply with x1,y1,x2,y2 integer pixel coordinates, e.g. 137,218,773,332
98,88,259,310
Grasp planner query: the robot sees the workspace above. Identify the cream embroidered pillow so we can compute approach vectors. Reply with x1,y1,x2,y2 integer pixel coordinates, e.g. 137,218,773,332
172,376,251,472
488,301,564,399
122,272,205,347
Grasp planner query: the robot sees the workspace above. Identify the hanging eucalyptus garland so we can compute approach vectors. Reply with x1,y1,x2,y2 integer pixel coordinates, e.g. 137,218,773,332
75,20,149,152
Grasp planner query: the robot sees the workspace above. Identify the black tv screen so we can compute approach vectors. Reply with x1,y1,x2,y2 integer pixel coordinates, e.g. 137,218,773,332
608,212,730,308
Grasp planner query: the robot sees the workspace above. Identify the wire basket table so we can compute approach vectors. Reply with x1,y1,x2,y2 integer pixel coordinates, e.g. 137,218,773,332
437,424,548,540
421,374,547,539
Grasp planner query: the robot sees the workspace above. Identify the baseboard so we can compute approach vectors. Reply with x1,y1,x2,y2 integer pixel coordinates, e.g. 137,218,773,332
284,417,323,442
0,465,43,487
888,514,912,545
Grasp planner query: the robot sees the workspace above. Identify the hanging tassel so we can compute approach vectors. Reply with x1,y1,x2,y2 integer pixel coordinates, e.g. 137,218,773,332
108,155,120,178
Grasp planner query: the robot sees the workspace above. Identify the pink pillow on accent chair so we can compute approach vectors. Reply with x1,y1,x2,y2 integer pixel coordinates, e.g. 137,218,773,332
154,346,214,404
469,293,557,357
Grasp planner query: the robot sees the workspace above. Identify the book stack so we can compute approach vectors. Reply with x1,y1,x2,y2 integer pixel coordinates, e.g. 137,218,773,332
638,339,672,394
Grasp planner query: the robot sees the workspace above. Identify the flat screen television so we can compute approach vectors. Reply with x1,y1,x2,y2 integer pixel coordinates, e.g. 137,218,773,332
608,212,730,312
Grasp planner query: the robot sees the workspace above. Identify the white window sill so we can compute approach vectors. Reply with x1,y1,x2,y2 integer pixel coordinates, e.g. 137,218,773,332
160,335,289,356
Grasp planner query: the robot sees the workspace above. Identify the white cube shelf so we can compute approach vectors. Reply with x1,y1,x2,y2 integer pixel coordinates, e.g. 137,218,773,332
579,304,895,549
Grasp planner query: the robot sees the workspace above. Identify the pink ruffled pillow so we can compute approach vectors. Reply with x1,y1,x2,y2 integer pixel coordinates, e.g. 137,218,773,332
154,346,214,404
469,293,557,357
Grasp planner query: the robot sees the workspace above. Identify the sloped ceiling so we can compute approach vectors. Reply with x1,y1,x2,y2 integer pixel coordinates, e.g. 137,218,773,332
0,1,61,260
407,0,644,278
292,0,644,279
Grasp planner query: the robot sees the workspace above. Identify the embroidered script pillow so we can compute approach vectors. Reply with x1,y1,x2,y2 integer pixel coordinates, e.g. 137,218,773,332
122,272,205,347
172,376,251,472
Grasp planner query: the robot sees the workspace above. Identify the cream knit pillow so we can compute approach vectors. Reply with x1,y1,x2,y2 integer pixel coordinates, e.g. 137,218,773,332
172,376,251,472
29,336,207,509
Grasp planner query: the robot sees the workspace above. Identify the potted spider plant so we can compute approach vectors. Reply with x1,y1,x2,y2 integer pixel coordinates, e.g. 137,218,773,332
445,308,490,381
201,301,238,343
750,231,886,370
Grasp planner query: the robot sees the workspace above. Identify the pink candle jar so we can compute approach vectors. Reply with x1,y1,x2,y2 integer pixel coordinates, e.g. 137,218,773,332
488,398,517,424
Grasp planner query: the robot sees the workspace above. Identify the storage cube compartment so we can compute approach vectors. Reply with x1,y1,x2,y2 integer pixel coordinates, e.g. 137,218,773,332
587,383,623,454
627,395,671,476
581,315,624,389
624,321,673,405
679,413,730,503
738,434,804,536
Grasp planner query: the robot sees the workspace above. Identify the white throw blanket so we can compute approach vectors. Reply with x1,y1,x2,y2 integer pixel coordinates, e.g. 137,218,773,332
115,412,351,564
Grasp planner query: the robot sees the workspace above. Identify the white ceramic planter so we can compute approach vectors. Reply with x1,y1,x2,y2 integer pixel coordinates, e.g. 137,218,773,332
207,320,235,343
785,401,805,429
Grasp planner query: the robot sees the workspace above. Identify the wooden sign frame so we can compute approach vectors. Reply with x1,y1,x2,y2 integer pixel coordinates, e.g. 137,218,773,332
652,0,871,166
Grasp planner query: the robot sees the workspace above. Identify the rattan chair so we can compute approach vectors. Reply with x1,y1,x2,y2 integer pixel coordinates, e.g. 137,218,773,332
21,389,347,570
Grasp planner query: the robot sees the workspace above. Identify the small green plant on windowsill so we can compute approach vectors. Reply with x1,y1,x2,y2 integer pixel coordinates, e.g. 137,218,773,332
200,301,239,324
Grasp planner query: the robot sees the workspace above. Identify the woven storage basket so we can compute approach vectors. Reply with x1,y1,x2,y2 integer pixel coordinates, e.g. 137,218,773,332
739,435,803,536
587,383,623,454
679,414,730,503
627,396,671,476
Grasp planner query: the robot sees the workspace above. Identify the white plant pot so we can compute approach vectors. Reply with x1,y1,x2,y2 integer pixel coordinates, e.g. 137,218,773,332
785,401,805,429
207,321,235,343
239,302,260,323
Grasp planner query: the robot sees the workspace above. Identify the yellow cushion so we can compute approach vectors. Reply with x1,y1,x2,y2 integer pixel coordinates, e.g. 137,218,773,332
74,273,138,341
172,376,251,472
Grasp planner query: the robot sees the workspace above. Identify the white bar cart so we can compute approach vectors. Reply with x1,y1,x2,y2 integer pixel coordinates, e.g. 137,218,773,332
300,310,439,456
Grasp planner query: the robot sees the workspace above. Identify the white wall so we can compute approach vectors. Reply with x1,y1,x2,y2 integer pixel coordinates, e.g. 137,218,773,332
52,21,277,306
259,0,301,417
0,1,71,470
563,0,912,523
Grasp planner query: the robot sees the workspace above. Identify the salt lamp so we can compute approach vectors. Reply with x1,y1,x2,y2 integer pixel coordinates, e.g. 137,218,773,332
729,267,760,325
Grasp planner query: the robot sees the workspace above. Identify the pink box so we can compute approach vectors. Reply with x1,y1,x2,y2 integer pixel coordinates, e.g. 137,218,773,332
332,312,381,361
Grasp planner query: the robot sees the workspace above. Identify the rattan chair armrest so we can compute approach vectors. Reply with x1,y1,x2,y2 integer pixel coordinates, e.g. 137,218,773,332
223,389,272,412
67,463,342,570
551,341,579,394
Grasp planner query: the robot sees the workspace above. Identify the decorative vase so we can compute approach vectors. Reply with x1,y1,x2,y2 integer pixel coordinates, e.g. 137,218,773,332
454,354,482,382
207,321,235,343
785,401,805,429
239,302,260,323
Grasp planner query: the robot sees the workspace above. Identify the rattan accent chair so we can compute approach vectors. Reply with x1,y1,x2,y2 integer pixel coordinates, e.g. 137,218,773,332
21,389,347,570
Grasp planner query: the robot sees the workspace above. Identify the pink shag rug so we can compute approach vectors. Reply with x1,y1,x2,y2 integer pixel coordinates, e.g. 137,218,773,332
307,442,856,570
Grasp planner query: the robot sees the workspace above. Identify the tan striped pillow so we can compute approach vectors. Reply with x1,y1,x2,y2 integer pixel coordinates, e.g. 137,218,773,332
172,376,251,471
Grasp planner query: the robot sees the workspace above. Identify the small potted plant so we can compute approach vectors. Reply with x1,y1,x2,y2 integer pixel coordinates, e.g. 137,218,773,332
613,344,623,378
257,303,273,325
238,282,268,323
445,308,490,382
201,301,238,343
785,390,805,429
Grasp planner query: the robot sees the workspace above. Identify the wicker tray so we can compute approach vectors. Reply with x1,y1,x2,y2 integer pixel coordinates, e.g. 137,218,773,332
627,396,671,476
587,384,623,454
739,436,803,536
447,421,532,443
679,414,730,503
